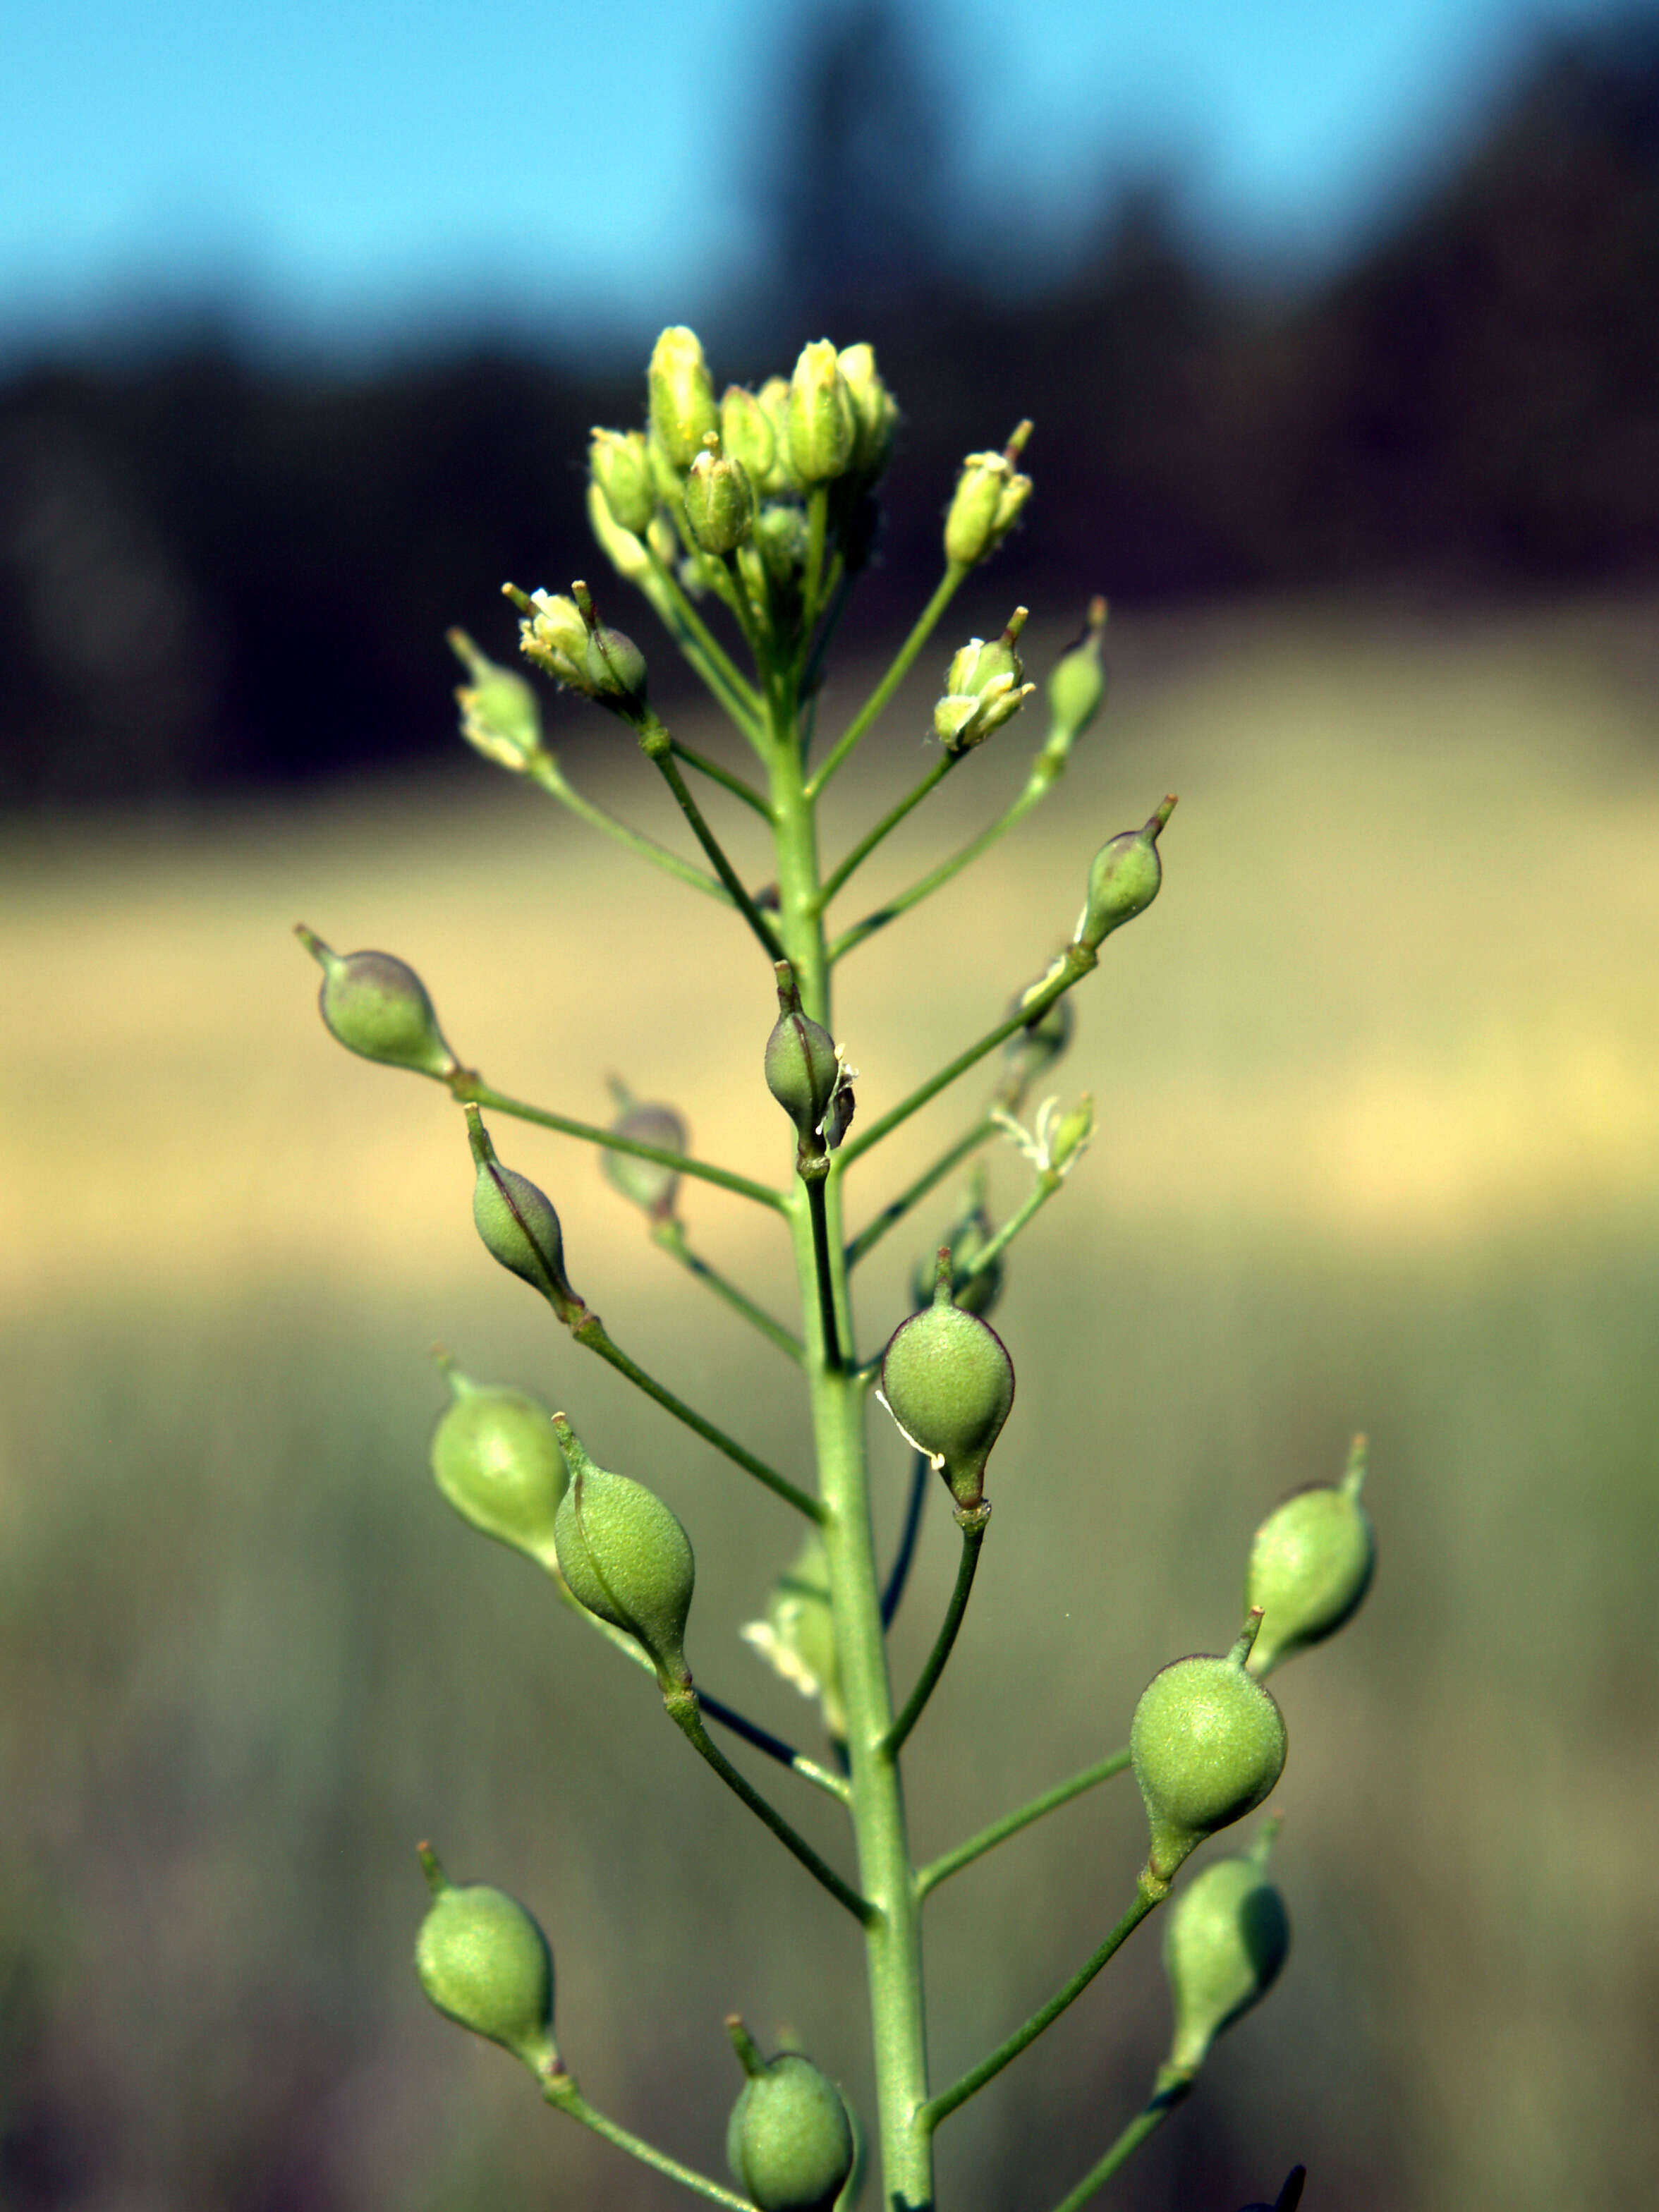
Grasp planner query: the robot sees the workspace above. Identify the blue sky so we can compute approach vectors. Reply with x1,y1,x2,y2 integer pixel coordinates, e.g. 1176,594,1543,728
1,0,1624,361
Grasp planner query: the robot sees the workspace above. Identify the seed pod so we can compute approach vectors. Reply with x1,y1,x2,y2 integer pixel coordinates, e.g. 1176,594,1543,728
648,325,719,469
764,962,839,1149
726,2021,854,2212
583,620,648,703
429,1359,566,1567
552,1415,693,1687
1131,1614,1287,1888
879,1251,1014,1509
414,1845,556,2074
1076,796,1177,952
786,339,858,486
1245,1438,1376,1677
295,928,458,1079
1162,1824,1291,2076
466,1106,585,1325
1045,597,1109,748
602,1082,686,1224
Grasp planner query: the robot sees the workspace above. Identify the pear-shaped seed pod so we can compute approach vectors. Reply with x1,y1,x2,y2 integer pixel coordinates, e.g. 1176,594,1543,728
879,1255,1014,1509
414,1848,556,2074
296,928,457,1078
552,1416,693,1687
1131,1616,1287,1886
466,1107,585,1323
727,2031,854,2212
1076,797,1176,952
1246,1440,1375,1676
765,963,839,1146
1162,1830,1291,2075
429,1363,566,1567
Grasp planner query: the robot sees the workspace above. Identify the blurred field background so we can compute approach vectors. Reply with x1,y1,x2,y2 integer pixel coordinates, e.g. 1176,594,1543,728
4,594,1658,2211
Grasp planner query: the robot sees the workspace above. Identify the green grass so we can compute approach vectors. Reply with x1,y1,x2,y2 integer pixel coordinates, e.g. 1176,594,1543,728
3,600,1656,2211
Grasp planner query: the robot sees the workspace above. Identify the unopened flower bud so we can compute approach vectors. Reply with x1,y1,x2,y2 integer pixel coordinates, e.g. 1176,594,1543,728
429,1359,566,1567
943,423,1033,567
740,1531,846,1742
296,928,458,1079
648,325,719,470
721,386,777,485
786,339,857,486
586,480,653,585
879,1250,1014,1509
756,377,799,493
837,342,899,482
754,502,809,588
1162,1823,1290,2077
726,2020,855,2212
1131,1613,1287,1888
1245,1438,1375,1677
448,629,544,772
684,436,755,556
765,962,839,1148
1076,796,1176,952
466,1106,585,1325
517,589,588,686
602,1081,686,1223
552,1414,694,1687
1046,597,1109,748
415,1845,556,2073
589,427,656,537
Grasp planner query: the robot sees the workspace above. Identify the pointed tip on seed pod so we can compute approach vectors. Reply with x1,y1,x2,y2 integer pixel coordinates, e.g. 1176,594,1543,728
1245,1446,1377,1677
552,1416,694,1689
430,1364,566,1567
466,1108,585,1325
1161,1825,1292,2077
1131,1634,1287,1887
1075,794,1177,953
1044,597,1110,754
878,1280,1014,1510
296,926,459,1079
725,2033,855,2212
414,1857,557,2074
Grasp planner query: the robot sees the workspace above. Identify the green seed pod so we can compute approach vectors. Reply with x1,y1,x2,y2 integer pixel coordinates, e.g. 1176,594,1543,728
1076,796,1177,952
295,927,458,1079
786,339,857,487
1162,1824,1291,2076
414,1845,556,2074
1045,597,1109,748
943,424,1032,567
1246,1437,1375,1677
879,1251,1014,1509
726,2022,854,2212
466,1106,585,1325
583,619,648,703
765,962,839,1148
589,426,657,537
1131,1614,1287,1888
684,437,755,557
648,325,719,470
601,1081,686,1224
429,1359,566,1567
552,1415,693,1687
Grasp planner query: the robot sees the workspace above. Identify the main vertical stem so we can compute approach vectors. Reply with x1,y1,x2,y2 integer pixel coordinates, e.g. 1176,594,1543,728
767,696,935,2212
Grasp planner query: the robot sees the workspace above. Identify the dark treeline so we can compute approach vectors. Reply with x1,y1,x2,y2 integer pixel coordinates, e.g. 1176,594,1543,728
1,6,1655,807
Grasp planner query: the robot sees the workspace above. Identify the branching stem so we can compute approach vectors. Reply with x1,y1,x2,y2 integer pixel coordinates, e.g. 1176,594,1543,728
651,1220,804,1363
808,564,967,798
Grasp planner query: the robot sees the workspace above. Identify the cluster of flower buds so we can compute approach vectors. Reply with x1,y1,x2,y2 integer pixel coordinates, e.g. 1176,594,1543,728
933,607,1036,754
726,2018,855,2212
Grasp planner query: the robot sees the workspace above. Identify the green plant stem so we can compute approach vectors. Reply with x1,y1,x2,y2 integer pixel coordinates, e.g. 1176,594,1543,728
844,1116,999,1269
885,1508,988,1755
543,1566,846,1801
880,1450,930,1627
638,721,787,961
829,750,1068,964
542,2073,756,2210
958,1169,1062,1287
643,544,764,737
669,737,773,820
522,753,731,905
922,1884,1163,2132
663,1686,870,1923
1047,2070,1193,2212
916,1748,1133,1899
570,1312,822,1521
450,1078,786,1213
838,942,1098,1169
801,485,830,652
808,564,967,798
816,753,959,911
765,688,935,2212
805,1173,845,1371
652,1220,803,1363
